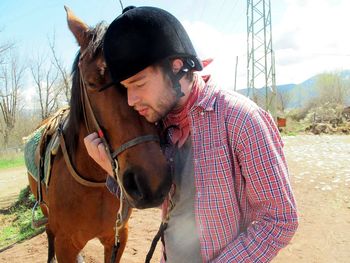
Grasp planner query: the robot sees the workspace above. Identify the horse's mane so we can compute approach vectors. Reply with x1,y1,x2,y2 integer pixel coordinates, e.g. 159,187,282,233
65,22,108,155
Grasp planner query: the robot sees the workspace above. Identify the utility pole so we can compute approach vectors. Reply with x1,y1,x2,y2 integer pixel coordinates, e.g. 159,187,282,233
234,56,238,92
246,0,276,119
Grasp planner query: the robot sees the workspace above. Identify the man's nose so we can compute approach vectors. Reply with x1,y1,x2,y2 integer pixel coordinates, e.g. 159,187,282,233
127,91,140,107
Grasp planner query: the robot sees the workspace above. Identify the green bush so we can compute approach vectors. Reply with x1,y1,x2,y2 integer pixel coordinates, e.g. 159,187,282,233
0,186,45,249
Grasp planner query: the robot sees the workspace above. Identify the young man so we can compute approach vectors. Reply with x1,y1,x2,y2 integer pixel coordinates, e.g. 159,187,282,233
84,6,298,262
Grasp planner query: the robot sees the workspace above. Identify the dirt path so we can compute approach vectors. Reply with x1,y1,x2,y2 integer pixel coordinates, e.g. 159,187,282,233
0,167,28,209
273,135,350,263
0,135,349,262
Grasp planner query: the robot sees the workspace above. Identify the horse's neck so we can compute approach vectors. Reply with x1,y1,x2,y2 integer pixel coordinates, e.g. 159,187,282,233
73,127,108,182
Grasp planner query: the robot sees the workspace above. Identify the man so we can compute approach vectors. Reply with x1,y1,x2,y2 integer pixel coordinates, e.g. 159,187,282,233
84,6,298,262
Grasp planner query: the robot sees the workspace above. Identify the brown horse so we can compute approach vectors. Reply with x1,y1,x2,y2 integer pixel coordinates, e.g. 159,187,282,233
26,7,171,263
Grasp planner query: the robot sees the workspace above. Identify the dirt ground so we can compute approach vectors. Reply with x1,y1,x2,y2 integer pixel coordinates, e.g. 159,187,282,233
0,135,349,262
0,167,28,208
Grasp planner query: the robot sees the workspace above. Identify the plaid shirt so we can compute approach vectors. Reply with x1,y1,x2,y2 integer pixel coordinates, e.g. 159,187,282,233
162,75,298,262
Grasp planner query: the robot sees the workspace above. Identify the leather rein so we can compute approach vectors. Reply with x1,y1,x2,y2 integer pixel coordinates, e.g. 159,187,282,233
59,49,160,262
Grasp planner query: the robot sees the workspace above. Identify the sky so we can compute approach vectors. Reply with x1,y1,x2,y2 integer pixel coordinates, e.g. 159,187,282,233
0,0,349,95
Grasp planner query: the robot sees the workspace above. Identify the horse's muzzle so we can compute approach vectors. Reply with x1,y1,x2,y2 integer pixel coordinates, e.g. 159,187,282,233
122,167,172,209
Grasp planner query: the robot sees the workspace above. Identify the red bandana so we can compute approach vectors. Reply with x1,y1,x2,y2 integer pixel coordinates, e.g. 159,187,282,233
160,60,212,221
163,58,213,148
164,74,201,148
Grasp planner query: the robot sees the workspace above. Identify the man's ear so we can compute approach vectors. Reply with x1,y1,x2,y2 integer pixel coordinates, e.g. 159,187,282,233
171,59,184,74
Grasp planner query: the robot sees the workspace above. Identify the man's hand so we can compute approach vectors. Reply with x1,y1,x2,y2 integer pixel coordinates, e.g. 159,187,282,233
84,132,113,176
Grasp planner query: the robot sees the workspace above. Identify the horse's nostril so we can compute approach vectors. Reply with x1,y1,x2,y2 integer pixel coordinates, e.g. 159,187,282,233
123,170,144,200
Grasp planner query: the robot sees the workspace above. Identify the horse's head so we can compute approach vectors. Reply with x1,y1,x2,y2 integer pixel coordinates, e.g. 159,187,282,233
65,7,172,209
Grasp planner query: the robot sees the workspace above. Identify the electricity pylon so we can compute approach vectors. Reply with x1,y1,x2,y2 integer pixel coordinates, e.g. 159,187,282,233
247,0,276,118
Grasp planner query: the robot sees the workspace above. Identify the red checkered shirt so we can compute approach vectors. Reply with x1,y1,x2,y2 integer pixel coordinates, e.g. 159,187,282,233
162,75,298,262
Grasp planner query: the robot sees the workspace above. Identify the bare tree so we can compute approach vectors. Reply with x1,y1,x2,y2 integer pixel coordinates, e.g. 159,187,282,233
315,72,347,105
0,53,25,147
277,90,292,114
30,54,60,120
0,43,13,65
0,31,14,65
48,32,71,103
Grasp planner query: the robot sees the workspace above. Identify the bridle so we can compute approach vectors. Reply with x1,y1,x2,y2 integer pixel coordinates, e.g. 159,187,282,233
79,69,159,177
63,49,174,263
78,49,160,179
79,52,177,263
70,49,160,262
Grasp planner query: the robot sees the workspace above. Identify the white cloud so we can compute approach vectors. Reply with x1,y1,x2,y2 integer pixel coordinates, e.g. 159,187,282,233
182,20,247,90
21,86,36,109
181,0,350,88
274,0,350,83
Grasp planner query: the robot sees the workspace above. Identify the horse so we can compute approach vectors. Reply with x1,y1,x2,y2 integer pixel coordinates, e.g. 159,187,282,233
25,7,171,262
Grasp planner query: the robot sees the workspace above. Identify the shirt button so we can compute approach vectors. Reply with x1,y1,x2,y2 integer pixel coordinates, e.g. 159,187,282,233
200,111,204,116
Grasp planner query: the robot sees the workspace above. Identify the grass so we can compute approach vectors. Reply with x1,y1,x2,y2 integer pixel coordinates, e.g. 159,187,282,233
280,117,310,136
281,131,298,136
0,186,45,250
0,152,25,169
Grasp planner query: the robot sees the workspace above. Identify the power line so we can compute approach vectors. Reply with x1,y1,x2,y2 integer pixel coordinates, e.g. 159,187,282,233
211,0,242,34
199,0,207,22
213,0,228,23
224,0,245,33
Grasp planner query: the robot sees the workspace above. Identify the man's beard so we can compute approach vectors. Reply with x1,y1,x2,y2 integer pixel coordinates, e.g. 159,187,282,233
144,89,179,123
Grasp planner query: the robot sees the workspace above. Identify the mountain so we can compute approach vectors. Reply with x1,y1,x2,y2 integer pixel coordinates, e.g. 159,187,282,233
237,70,350,109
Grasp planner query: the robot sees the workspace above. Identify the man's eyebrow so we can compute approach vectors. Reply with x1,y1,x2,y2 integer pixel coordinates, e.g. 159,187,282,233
127,74,147,84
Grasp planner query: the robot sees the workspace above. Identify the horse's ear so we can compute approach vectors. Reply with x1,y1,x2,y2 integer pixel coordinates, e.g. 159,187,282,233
64,6,90,49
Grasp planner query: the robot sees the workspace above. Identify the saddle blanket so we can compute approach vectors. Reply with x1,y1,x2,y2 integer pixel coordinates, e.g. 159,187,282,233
24,107,69,187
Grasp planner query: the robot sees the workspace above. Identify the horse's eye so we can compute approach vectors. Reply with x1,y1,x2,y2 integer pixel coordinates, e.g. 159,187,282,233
87,82,96,88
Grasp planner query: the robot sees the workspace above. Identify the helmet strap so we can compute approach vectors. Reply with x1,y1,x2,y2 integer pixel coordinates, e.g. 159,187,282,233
169,58,196,99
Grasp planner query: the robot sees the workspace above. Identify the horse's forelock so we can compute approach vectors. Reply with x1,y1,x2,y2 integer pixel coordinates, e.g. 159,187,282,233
86,22,108,59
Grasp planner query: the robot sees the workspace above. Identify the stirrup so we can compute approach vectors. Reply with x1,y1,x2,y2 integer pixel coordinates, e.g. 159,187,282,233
31,201,48,228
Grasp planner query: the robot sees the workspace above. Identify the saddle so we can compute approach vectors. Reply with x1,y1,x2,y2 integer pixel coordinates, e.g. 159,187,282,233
23,107,70,228
24,107,70,187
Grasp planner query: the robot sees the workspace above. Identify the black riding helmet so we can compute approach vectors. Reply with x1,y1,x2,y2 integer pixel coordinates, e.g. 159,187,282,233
103,6,203,97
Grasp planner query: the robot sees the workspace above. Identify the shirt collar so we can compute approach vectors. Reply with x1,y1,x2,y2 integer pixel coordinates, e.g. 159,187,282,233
193,74,217,112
